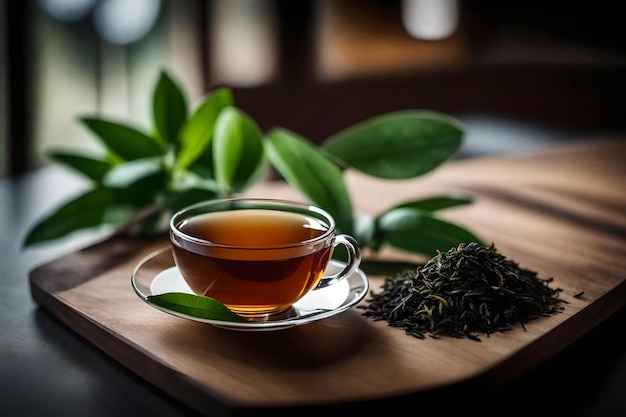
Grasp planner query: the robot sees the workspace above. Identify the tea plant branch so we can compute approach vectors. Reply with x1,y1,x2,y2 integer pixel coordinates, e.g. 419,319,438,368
23,69,483,261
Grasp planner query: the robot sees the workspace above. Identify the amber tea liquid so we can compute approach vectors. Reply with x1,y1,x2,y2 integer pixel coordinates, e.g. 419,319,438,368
171,209,334,316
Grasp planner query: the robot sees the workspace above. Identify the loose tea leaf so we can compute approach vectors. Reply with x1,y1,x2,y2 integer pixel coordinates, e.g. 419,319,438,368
361,242,566,341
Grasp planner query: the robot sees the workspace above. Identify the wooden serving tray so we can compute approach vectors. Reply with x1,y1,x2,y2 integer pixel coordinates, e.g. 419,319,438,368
29,138,626,416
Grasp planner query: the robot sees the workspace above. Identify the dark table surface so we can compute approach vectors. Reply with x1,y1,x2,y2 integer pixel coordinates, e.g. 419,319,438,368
2,161,625,417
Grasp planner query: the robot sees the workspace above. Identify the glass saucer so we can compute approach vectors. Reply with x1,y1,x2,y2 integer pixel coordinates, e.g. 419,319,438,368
131,247,370,331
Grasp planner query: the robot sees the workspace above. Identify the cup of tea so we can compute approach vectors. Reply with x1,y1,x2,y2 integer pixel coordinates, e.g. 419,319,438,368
169,198,362,318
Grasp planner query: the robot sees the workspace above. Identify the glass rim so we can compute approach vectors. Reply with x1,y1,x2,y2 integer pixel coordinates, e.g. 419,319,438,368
169,197,337,250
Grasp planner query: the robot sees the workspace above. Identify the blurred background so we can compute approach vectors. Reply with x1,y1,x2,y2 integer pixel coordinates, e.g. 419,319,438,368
2,0,626,179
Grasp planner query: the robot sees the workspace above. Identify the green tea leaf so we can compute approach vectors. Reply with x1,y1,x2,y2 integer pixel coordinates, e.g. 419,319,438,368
49,151,112,182
355,213,376,247
103,157,164,189
147,292,247,322
170,169,219,194
108,169,172,237
392,194,473,212
111,169,167,208
187,145,217,181
323,110,464,179
177,88,233,169
213,107,267,195
23,187,115,246
265,128,354,234
153,70,188,145
81,118,163,161
377,208,483,257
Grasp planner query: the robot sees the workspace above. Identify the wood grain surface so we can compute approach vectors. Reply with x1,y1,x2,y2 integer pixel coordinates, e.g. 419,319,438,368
29,138,626,415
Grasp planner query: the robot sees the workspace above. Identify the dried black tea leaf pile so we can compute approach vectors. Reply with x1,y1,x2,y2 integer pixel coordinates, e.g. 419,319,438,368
361,242,567,341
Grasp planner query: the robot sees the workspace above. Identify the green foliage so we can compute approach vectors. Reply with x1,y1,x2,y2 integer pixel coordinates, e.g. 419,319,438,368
23,187,115,246
323,110,464,179
176,87,232,170
152,71,188,146
213,107,268,196
80,118,163,160
265,128,354,235
48,151,112,182
24,69,483,259
375,208,482,255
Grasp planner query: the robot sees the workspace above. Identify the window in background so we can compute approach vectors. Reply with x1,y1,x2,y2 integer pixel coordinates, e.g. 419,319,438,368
32,0,175,172
0,1,7,178
210,0,278,87
315,0,466,82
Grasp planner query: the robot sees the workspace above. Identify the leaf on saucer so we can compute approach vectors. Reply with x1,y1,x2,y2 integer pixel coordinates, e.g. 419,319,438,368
147,292,247,322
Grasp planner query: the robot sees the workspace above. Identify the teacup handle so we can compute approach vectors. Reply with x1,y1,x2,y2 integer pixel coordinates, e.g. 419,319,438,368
316,234,362,289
